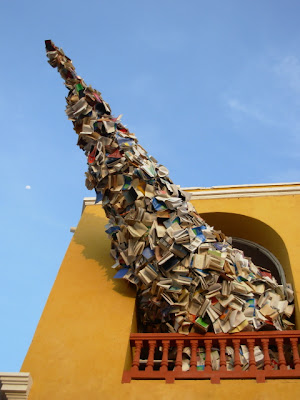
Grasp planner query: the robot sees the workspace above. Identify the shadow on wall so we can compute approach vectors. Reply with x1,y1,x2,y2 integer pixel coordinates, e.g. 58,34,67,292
72,206,136,299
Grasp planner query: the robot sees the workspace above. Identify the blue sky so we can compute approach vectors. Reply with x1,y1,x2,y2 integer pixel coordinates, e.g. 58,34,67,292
1,0,300,371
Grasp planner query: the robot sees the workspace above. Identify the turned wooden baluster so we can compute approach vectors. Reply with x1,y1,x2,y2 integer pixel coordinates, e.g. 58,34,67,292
204,339,212,372
218,339,227,371
233,339,242,371
261,338,272,371
190,339,198,372
146,340,156,372
247,339,256,371
175,340,184,372
290,338,300,370
161,340,170,372
275,338,287,370
132,340,143,371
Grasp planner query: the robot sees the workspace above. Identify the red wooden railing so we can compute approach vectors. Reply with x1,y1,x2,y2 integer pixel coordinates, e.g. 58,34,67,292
122,331,300,383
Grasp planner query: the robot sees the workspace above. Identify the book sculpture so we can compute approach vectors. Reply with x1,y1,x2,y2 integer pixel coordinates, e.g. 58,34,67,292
45,40,295,334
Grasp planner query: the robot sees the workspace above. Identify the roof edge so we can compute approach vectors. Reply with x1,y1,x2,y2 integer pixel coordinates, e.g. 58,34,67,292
82,182,300,213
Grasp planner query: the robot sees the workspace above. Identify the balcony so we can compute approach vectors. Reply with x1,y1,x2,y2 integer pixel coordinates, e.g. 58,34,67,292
122,330,300,383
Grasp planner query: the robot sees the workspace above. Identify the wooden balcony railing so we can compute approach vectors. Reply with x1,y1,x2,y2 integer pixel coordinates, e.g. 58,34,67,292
122,331,300,383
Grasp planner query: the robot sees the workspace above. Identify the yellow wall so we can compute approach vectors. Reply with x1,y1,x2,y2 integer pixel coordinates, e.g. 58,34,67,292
21,186,300,400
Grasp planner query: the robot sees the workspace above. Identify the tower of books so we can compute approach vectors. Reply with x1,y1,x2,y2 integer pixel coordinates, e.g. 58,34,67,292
45,40,294,335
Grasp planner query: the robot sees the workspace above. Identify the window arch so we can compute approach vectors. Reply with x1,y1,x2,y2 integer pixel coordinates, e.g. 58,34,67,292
200,211,294,289
232,237,286,286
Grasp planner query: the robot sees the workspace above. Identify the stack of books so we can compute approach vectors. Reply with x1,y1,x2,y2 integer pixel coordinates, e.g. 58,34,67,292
45,40,295,334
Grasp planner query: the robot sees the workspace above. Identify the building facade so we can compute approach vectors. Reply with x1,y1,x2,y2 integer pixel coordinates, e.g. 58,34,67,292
19,183,300,400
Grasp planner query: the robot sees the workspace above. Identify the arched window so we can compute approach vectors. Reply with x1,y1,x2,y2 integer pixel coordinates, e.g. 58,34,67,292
200,211,294,291
232,237,286,286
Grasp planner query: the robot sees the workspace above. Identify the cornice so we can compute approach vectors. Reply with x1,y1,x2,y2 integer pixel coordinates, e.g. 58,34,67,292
185,183,300,200
0,372,32,400
82,183,300,212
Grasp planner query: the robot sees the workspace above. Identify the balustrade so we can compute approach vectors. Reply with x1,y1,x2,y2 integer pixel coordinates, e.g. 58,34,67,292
122,331,300,383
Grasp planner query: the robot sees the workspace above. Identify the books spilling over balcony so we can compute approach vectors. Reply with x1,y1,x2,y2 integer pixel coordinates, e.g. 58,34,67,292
45,40,295,335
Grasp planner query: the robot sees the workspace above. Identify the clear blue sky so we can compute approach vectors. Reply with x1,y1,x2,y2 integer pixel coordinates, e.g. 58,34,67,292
1,0,300,371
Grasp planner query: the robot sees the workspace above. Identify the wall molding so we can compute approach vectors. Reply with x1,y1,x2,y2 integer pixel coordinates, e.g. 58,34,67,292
82,183,300,212
0,372,32,400
187,185,300,200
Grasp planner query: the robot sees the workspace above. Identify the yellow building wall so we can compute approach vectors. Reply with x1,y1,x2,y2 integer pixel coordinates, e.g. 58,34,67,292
21,186,300,400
